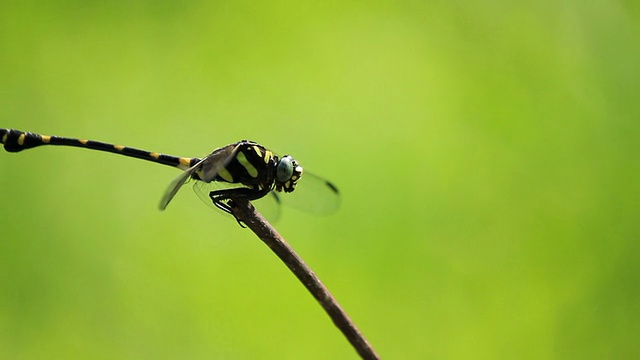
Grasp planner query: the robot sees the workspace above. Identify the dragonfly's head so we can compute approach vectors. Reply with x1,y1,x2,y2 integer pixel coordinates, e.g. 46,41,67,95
275,155,303,193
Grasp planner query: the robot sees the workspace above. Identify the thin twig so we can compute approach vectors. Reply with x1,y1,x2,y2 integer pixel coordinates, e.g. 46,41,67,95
231,198,380,360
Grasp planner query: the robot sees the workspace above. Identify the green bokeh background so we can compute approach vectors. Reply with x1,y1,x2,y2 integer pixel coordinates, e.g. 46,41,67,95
1,1,639,359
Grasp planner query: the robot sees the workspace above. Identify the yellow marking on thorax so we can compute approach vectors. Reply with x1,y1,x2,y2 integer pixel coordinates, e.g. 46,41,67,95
253,146,263,158
114,144,125,151
2,133,7,143
80,139,88,145
150,152,160,159
237,151,258,178
264,150,273,163
18,133,25,145
41,135,51,143
217,167,234,182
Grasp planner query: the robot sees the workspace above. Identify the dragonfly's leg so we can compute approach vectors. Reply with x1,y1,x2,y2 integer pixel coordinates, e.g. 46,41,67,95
209,188,259,227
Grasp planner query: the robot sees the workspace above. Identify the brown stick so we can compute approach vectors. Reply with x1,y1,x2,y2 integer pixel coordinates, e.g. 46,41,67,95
231,198,380,360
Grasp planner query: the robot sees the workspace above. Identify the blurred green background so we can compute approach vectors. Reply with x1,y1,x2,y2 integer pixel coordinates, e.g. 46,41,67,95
1,1,639,359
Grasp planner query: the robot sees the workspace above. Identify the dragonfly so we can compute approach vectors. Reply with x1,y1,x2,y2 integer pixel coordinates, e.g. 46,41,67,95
0,128,339,225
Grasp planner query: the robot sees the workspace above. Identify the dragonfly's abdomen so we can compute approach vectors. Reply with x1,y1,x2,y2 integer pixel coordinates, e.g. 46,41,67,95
1,129,51,152
1,128,198,170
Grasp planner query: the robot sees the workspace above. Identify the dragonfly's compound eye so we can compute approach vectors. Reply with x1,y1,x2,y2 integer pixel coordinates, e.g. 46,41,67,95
275,155,303,193
276,156,294,182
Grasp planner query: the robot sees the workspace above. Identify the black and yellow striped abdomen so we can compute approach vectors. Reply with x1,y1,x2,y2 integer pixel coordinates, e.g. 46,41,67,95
1,128,198,170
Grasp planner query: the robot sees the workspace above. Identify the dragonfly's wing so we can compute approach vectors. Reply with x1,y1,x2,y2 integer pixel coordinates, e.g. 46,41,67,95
282,171,340,215
159,159,205,210
196,143,241,182
253,191,282,222
159,143,242,210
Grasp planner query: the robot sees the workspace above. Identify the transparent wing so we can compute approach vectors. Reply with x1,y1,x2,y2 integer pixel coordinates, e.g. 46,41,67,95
196,143,240,182
192,180,281,222
158,159,204,210
254,192,282,222
159,143,241,210
279,171,340,215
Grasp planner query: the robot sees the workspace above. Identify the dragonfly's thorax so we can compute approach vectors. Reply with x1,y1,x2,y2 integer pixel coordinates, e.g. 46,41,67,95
191,141,304,195
192,141,276,190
